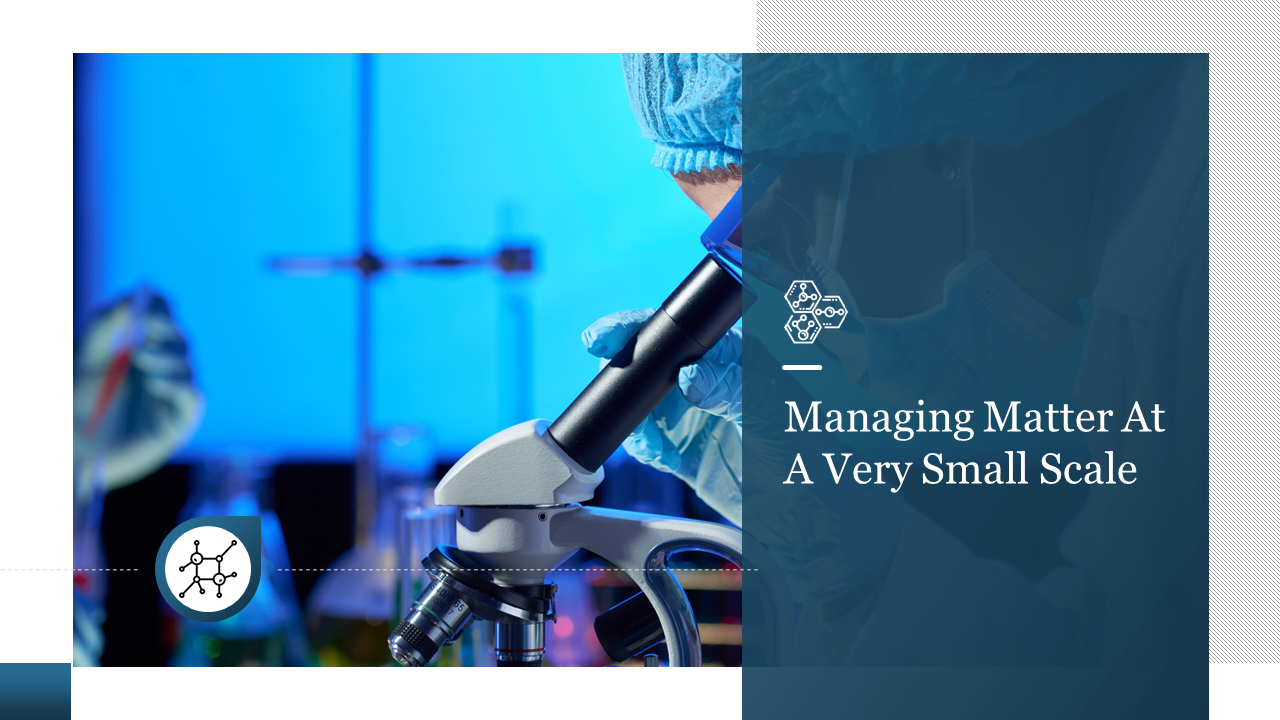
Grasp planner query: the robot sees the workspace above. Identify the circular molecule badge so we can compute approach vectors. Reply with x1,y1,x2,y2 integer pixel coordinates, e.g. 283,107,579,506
163,525,251,613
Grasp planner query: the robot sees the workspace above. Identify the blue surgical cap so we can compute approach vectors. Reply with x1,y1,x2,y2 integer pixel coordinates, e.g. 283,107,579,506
622,53,742,174
744,54,1170,158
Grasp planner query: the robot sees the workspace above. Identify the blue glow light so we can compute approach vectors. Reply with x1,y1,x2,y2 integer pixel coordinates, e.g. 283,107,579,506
82,54,709,458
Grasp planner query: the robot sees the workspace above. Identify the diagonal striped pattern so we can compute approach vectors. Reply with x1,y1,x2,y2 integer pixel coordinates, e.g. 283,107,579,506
1206,43,1280,661
758,2,1229,53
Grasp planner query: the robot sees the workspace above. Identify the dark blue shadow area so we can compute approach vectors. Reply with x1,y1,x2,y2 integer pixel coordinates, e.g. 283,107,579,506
0,664,70,720
746,666,1207,719
740,54,1207,718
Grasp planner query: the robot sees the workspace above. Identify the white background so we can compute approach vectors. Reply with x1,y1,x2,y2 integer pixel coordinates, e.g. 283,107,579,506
2,0,1277,718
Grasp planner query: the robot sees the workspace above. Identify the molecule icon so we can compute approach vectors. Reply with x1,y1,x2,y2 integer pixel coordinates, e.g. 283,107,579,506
785,312,822,344
813,295,848,329
784,280,847,344
177,538,239,599
784,280,822,313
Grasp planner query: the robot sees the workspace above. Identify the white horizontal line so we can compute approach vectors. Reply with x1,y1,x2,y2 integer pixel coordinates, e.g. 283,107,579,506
0,568,138,571
782,365,822,371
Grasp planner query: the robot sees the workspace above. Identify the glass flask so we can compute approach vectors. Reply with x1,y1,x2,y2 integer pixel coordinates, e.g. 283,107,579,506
306,426,435,666
170,454,311,666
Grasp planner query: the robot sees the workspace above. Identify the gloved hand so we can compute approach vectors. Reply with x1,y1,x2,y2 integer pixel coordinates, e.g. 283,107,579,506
73,289,204,492
582,309,742,525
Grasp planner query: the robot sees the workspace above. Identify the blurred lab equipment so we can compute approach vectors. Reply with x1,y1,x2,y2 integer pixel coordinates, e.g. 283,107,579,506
74,287,205,492
269,217,534,566
266,54,536,664
268,54,534,558
169,455,310,666
73,287,203,666
304,426,435,666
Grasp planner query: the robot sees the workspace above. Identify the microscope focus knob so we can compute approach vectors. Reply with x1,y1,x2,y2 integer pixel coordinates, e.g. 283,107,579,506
594,592,664,663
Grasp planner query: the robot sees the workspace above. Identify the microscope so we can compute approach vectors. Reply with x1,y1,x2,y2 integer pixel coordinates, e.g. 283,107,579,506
388,190,759,667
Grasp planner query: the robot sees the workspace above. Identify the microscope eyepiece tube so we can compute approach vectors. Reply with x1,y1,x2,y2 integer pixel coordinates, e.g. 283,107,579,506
549,254,742,471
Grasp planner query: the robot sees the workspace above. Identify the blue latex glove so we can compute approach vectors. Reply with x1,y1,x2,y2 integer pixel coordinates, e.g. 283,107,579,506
582,309,742,525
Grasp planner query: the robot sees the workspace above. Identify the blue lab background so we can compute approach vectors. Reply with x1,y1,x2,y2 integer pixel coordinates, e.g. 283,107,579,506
74,54,709,460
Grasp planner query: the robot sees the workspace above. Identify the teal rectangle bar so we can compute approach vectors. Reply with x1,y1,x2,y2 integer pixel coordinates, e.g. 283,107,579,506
0,663,70,720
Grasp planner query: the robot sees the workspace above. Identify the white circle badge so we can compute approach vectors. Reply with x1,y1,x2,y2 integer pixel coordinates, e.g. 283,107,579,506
163,525,252,613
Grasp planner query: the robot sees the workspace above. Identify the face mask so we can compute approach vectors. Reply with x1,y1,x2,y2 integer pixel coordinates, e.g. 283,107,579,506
740,158,1078,605
806,164,1082,409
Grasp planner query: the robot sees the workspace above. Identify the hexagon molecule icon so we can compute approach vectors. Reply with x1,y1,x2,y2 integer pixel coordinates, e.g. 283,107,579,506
785,280,822,313
813,295,848,329
785,313,822,344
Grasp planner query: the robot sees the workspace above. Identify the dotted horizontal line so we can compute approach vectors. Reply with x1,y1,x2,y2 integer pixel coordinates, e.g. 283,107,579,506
0,568,139,572
276,568,754,573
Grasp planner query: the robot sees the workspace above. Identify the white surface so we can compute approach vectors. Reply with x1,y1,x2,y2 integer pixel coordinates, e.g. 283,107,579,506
1212,665,1280,719
163,526,250,613
456,505,580,585
0,46,71,665
435,420,603,506
73,666,743,719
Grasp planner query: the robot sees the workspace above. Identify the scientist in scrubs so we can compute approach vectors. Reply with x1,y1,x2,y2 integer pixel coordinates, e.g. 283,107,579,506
589,53,1207,670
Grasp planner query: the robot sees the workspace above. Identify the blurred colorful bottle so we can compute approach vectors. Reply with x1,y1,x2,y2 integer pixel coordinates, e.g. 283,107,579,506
170,455,311,666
